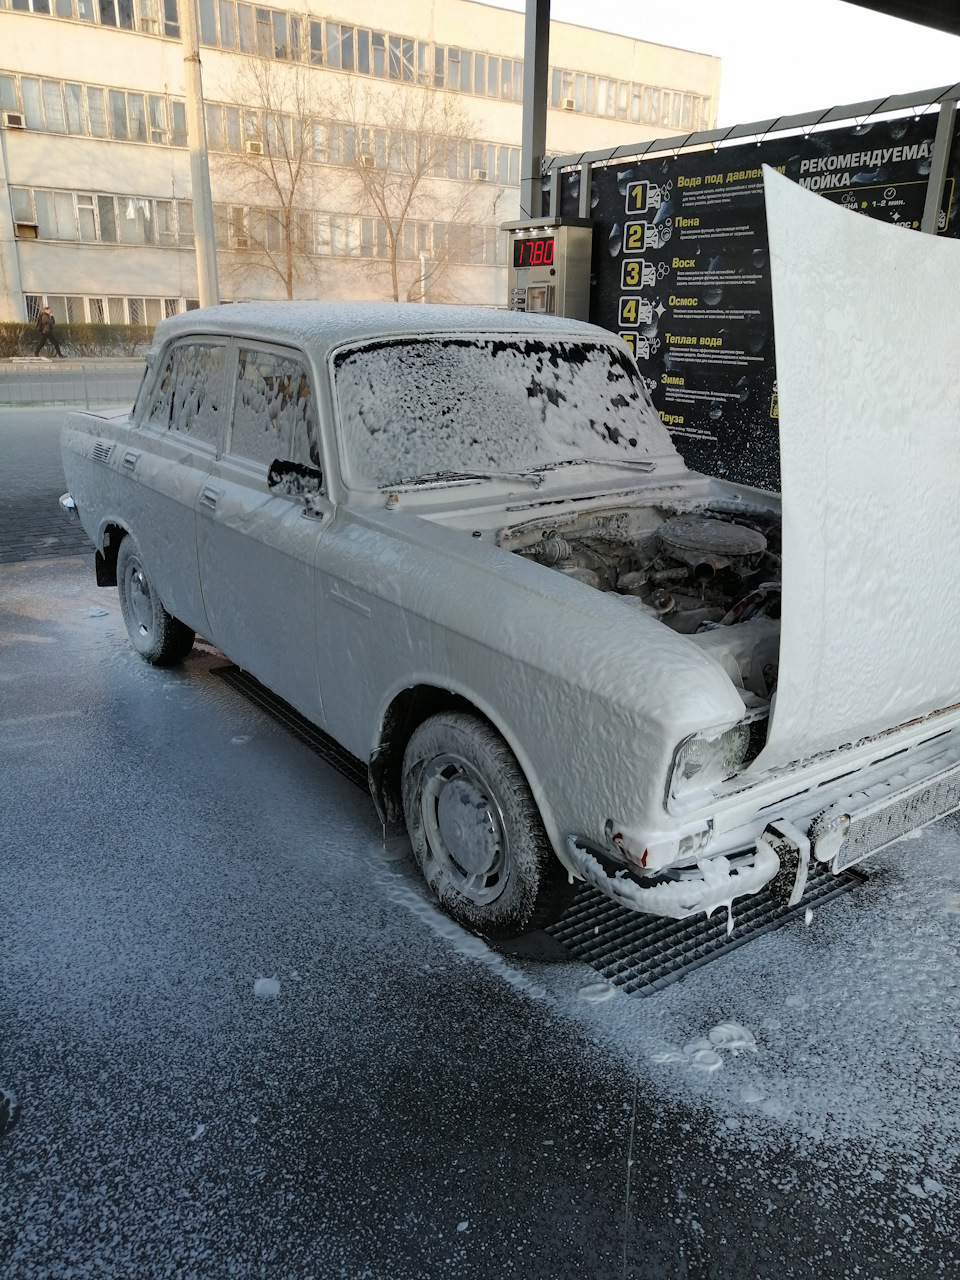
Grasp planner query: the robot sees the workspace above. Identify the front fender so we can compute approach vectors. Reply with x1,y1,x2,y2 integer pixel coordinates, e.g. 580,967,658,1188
326,510,746,862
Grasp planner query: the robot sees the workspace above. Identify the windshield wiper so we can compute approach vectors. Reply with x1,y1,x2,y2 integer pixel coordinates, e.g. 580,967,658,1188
392,469,544,489
536,457,657,474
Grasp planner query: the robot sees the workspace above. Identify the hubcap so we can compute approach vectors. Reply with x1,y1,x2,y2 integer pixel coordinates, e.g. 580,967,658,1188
126,558,154,637
420,755,508,905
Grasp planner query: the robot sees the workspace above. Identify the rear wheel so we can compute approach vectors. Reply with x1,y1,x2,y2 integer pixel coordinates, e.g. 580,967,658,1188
401,712,575,939
116,535,194,666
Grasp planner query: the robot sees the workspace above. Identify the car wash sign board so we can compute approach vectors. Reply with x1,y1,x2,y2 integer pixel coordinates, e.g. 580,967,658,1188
557,116,955,489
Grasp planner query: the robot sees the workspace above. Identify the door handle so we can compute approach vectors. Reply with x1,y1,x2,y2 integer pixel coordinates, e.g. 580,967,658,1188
122,449,140,471
199,485,222,510
329,582,371,618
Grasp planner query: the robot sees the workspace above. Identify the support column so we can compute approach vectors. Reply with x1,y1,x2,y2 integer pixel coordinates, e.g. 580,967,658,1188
519,0,550,219
181,0,220,306
921,97,958,235
0,130,26,320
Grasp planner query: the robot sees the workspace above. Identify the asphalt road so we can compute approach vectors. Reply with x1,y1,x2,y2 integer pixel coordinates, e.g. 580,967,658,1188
2,406,959,1278
0,409,96,564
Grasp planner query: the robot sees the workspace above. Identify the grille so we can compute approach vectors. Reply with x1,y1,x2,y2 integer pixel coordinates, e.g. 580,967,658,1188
92,440,114,463
213,665,369,790
545,862,866,995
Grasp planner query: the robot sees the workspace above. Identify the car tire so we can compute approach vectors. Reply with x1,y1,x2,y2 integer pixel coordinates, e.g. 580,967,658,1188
401,711,576,939
116,535,195,666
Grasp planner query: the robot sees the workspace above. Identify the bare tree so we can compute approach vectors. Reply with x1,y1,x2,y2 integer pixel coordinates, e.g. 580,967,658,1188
332,82,502,303
213,62,504,303
215,57,327,299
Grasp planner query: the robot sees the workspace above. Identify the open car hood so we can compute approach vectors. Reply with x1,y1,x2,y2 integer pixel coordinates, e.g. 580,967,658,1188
752,168,960,772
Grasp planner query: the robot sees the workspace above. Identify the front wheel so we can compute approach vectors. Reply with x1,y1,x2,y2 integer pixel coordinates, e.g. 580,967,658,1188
401,712,575,939
116,535,194,666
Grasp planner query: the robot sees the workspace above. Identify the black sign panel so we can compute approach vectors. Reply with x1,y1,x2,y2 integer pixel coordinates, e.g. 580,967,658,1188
558,115,955,489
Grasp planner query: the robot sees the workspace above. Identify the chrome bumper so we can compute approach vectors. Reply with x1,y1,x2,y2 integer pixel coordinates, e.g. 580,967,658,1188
58,492,80,523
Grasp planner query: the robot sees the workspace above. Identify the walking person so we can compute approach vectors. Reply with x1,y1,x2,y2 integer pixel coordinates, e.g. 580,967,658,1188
34,306,63,358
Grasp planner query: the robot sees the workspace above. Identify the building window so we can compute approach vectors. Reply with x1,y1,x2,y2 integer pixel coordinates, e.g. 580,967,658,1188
34,190,78,240
76,193,97,239
309,19,322,64
64,83,85,133
178,200,195,246
271,10,286,58
237,3,254,52
171,100,187,146
97,194,117,242
148,94,166,143
218,0,235,47
87,87,108,136
128,93,147,141
198,0,216,43
356,28,370,74
109,89,128,139
371,31,385,77
156,199,176,245
99,0,135,29
256,6,271,58
10,187,34,224
20,79,43,129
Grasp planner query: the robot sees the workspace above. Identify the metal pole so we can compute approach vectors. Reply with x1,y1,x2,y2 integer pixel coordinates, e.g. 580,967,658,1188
519,0,550,218
578,161,592,219
921,98,958,234
419,253,428,303
181,0,220,305
81,363,89,409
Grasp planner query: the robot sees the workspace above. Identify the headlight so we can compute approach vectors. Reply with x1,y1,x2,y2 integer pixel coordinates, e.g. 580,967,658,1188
668,722,751,803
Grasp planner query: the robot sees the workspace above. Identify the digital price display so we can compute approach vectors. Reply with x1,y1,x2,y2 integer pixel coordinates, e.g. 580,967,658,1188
513,235,556,269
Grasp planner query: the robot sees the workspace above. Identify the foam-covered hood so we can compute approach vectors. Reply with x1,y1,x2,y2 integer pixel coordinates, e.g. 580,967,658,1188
752,167,960,771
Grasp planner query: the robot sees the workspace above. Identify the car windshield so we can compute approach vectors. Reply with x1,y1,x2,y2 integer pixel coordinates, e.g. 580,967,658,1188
332,335,676,489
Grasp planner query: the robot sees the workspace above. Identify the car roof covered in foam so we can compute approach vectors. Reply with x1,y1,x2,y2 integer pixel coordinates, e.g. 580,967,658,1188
149,301,626,364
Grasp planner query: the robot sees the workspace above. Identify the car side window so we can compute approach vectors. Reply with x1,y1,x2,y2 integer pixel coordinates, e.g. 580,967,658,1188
145,340,226,448
229,346,320,470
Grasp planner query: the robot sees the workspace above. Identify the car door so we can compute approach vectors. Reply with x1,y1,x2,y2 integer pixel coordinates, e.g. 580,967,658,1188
121,337,226,635
196,341,332,725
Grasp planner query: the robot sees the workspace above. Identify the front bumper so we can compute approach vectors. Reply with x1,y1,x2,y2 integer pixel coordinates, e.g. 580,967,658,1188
570,739,960,921
565,835,780,922
58,492,80,523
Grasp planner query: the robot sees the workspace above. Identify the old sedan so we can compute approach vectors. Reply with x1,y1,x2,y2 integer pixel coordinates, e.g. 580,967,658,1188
60,177,960,939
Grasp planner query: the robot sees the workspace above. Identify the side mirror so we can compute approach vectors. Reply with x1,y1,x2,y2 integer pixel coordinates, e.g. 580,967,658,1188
268,457,324,501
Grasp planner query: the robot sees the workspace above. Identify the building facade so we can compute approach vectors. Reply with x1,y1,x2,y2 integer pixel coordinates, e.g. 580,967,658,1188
0,0,720,323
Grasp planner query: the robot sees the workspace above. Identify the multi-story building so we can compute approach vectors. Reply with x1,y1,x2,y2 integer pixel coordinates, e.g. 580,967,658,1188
0,0,720,323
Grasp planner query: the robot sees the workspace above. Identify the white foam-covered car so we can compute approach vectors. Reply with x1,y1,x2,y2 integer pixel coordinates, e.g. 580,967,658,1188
61,171,960,939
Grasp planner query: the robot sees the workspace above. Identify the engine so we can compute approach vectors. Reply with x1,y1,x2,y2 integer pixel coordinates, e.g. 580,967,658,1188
499,504,782,701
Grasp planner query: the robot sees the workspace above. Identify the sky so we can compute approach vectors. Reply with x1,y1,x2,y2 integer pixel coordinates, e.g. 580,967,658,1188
488,0,960,126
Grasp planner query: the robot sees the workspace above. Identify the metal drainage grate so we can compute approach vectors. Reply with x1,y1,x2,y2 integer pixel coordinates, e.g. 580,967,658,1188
213,665,369,790
545,863,867,996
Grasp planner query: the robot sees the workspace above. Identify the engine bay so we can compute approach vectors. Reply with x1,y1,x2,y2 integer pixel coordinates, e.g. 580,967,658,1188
498,502,782,704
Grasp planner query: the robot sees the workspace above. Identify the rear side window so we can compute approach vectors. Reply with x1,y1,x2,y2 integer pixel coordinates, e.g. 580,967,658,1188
229,345,319,468
145,340,226,447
